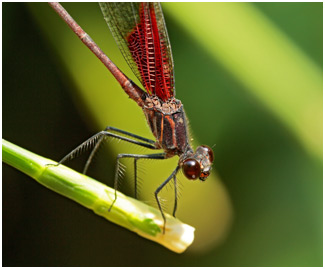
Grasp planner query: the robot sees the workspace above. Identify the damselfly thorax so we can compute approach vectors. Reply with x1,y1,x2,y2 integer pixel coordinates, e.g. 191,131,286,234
143,96,191,158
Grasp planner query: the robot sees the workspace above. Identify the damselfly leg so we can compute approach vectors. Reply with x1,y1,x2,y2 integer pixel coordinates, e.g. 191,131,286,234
155,166,180,233
58,126,156,166
81,126,157,174
108,152,166,210
58,126,180,233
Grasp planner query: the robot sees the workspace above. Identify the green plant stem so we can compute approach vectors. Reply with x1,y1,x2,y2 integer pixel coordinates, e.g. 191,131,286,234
2,139,195,253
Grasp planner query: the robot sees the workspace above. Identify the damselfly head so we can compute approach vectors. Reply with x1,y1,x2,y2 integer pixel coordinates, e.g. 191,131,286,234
182,145,214,181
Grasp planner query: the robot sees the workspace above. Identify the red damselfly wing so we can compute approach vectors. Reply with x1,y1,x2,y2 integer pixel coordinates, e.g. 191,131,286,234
100,3,175,101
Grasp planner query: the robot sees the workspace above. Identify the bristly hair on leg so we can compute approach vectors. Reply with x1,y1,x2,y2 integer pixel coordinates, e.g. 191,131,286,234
130,160,145,199
83,135,108,174
176,175,184,200
59,132,108,165
116,161,126,190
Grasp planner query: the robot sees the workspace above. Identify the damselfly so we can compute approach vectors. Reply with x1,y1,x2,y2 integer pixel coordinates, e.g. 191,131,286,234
50,2,214,233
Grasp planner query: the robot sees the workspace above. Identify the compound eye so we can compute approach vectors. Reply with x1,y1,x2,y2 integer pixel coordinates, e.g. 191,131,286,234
201,145,214,163
182,159,200,180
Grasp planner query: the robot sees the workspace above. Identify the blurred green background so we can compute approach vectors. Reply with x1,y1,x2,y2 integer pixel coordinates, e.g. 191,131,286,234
2,2,322,266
